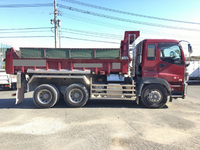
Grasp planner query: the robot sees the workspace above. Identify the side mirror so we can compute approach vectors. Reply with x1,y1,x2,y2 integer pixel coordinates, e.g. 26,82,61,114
185,61,190,67
188,44,193,54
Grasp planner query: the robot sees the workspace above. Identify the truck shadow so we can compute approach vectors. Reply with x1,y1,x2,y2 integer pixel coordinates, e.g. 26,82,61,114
84,100,168,109
0,98,168,109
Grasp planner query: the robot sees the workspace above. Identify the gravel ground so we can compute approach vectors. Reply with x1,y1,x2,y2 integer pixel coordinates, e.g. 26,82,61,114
0,84,199,150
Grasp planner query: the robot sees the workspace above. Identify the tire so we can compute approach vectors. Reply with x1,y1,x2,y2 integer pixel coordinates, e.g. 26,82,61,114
141,84,168,108
64,83,89,108
33,84,60,108
50,84,60,101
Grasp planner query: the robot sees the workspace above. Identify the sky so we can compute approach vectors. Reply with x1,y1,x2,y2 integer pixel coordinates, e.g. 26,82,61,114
0,0,200,56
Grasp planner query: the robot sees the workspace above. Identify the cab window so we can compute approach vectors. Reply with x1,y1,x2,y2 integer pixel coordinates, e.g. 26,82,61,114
160,43,182,64
147,44,156,60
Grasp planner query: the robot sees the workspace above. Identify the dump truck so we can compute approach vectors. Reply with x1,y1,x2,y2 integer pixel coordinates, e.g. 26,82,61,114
5,31,192,108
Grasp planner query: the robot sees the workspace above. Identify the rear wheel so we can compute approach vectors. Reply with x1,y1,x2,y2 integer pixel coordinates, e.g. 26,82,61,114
141,84,168,108
33,84,60,108
64,83,89,108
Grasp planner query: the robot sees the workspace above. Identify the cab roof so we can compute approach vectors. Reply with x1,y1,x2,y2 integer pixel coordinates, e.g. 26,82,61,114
142,39,179,43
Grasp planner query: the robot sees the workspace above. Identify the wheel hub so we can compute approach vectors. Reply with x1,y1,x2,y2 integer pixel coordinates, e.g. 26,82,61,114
74,93,80,99
148,90,162,103
69,89,84,103
43,93,49,99
37,90,52,104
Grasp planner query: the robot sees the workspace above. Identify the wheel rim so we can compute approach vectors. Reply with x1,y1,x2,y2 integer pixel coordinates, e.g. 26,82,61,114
147,90,162,103
69,88,84,103
37,89,52,104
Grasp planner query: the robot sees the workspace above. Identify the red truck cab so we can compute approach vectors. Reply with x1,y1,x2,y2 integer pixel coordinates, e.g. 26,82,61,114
134,39,189,107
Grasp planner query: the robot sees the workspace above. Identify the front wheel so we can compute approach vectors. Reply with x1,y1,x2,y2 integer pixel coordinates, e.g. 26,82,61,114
141,84,168,108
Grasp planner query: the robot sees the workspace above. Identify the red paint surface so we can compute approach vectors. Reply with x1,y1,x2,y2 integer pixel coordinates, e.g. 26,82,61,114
6,47,20,74
121,31,140,57
141,39,185,91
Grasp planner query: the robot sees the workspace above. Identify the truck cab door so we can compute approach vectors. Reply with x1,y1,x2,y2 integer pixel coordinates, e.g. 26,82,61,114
142,43,159,77
158,43,184,83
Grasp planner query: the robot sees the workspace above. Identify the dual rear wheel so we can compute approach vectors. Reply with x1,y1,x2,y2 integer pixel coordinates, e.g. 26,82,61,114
33,83,88,108
64,84,89,108
33,84,60,108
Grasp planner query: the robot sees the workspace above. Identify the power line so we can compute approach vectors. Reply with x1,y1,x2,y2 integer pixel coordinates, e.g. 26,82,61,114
1,25,198,43
58,4,200,32
61,36,119,44
62,30,121,40
1,34,199,46
0,25,121,39
0,26,122,39
0,31,51,34
0,36,54,38
62,27,122,38
61,13,131,30
0,3,53,8
0,36,119,44
0,27,51,31
61,13,200,41
60,0,200,25
1,25,199,44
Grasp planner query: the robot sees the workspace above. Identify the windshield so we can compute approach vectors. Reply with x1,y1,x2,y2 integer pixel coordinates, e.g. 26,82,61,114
160,43,182,65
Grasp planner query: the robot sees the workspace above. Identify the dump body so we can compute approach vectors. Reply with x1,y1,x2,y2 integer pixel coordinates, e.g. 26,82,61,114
6,47,130,75
6,31,140,76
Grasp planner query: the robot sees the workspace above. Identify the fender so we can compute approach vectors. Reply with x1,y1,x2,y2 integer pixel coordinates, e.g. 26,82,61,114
27,75,90,92
136,77,171,97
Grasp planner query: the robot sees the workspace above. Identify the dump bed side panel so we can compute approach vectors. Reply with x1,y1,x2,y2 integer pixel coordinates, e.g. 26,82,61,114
20,48,121,59
6,48,129,75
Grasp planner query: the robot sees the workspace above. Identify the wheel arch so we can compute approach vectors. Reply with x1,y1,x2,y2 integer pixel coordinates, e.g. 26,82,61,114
27,75,90,92
137,77,171,97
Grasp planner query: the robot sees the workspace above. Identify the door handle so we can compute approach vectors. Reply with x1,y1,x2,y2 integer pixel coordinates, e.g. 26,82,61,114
159,64,165,67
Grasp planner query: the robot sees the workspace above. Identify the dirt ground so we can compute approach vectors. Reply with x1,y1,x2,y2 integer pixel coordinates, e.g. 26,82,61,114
0,84,199,150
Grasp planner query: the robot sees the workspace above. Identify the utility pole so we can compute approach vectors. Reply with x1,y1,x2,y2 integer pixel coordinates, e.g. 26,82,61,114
58,19,61,48
54,0,58,48
50,0,61,48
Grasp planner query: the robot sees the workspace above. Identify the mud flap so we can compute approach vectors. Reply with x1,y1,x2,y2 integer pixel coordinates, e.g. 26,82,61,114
16,82,25,104
16,71,25,104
